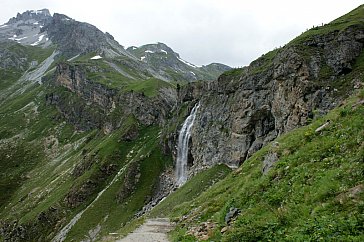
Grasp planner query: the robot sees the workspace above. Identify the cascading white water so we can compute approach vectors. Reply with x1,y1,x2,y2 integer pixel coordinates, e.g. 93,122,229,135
176,102,200,186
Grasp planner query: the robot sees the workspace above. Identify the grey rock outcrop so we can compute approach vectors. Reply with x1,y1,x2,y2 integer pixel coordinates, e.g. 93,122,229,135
262,152,279,174
46,63,177,131
304,26,364,75
188,24,364,169
225,207,240,225
7,9,51,24
43,14,126,58
0,9,53,47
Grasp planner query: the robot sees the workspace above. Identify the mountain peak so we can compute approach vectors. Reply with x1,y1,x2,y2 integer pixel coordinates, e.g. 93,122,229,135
125,42,230,81
28,9,51,16
136,42,174,53
7,9,51,24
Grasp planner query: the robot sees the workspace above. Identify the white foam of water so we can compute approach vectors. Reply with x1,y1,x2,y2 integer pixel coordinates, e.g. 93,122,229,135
175,102,200,186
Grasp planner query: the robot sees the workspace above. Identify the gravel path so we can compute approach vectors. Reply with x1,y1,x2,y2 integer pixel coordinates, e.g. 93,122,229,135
117,218,174,242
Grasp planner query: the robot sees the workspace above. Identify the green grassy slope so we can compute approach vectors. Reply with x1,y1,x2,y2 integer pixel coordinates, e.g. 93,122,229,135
123,78,175,97
1,5,363,241
0,81,173,241
63,126,172,241
0,84,75,210
0,43,176,241
165,89,364,241
0,42,55,91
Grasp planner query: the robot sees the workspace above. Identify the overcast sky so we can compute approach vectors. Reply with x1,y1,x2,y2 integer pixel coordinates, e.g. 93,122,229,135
1,0,363,67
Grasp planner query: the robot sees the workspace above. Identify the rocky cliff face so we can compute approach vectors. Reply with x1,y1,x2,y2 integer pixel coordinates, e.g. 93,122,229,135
188,22,364,169
46,63,177,132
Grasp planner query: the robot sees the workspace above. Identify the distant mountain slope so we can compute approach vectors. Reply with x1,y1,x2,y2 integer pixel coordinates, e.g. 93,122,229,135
127,42,231,81
0,9,52,47
0,9,230,83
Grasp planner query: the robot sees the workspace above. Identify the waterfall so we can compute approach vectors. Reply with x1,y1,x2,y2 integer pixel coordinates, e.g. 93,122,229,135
176,102,200,186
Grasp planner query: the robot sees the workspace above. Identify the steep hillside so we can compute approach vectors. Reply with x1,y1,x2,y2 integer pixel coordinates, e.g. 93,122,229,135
157,87,364,241
186,4,364,170
144,5,364,241
0,61,177,241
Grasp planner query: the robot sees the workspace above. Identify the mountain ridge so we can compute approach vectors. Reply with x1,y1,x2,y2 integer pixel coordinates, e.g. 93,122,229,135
0,8,230,83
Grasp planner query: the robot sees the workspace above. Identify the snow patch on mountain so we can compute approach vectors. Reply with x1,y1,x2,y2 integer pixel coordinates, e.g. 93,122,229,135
30,10,48,15
90,55,102,60
177,56,198,68
31,34,45,46
14,37,28,42
67,54,80,62
8,34,17,40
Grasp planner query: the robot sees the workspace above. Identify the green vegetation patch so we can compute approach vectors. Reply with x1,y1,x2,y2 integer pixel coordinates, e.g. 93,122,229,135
220,68,245,79
123,78,174,97
65,126,173,241
250,48,281,75
4,42,55,65
0,68,23,90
